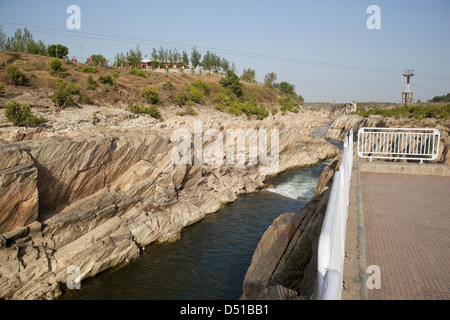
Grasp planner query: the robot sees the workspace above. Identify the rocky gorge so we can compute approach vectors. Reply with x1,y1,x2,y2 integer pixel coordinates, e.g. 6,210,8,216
0,101,340,300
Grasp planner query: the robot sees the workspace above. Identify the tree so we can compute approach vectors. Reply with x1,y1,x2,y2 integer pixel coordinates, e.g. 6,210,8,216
190,47,202,69
220,70,243,97
91,54,107,67
264,72,277,88
241,68,256,83
3,28,47,55
126,45,142,68
157,46,168,63
431,93,450,103
4,28,27,52
279,81,296,95
47,44,69,59
201,51,213,70
182,50,189,66
114,52,126,67
221,58,230,73
27,40,46,55
0,26,6,51
151,48,158,61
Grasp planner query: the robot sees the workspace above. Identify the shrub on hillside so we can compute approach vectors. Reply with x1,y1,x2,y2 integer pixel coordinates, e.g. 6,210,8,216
86,75,98,90
176,106,198,116
81,66,98,73
278,96,300,113
213,88,268,119
50,58,67,75
141,87,160,104
99,75,114,85
5,65,25,85
130,68,147,78
174,92,186,106
219,70,243,97
128,101,161,119
51,78,79,108
4,100,46,126
187,87,205,104
162,81,173,91
190,80,210,96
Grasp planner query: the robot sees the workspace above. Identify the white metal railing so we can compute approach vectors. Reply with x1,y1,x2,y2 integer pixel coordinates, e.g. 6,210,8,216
357,127,440,164
318,129,353,300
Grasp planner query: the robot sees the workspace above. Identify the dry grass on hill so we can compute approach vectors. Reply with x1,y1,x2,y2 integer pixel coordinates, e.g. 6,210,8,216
0,51,283,110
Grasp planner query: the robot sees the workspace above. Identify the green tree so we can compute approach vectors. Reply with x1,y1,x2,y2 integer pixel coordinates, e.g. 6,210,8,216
190,47,202,69
0,26,6,51
241,68,256,83
220,70,243,97
126,46,143,68
264,72,277,88
114,52,127,67
3,28,47,55
4,28,28,52
27,39,46,55
201,51,222,72
157,46,168,63
151,48,159,61
431,93,450,103
182,50,189,66
221,58,230,73
279,81,296,95
47,44,69,59
91,54,107,67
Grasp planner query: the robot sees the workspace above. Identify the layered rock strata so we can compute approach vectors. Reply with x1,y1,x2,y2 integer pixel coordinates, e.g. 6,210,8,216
0,118,339,300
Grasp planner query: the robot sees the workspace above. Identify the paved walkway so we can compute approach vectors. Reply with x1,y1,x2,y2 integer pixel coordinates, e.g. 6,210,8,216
360,172,450,300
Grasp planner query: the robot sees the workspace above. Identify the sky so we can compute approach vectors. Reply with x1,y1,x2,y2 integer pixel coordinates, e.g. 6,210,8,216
1,0,449,103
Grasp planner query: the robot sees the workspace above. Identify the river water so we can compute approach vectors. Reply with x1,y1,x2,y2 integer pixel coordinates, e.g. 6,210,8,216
62,126,341,300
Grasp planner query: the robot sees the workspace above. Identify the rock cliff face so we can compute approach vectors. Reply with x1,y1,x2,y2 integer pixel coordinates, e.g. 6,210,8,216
0,113,339,300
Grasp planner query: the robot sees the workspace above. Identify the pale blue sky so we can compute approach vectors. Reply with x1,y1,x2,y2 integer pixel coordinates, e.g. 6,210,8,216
1,0,449,102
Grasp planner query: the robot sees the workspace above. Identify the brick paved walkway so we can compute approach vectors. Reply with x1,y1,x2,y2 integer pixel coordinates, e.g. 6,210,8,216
360,173,450,300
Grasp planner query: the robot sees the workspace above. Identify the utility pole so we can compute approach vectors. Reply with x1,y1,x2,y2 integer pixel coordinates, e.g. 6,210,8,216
402,70,415,106
81,45,82,64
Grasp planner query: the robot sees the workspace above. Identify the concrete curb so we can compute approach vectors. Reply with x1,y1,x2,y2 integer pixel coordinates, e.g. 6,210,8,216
356,162,369,300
